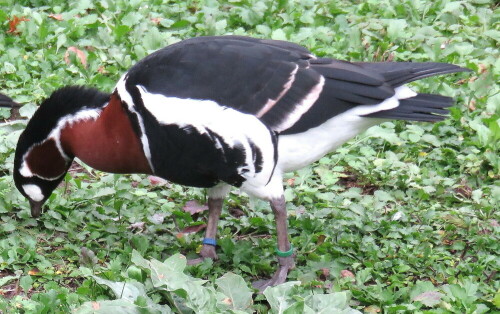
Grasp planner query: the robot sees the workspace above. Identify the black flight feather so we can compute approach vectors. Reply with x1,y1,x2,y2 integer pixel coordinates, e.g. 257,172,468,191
0,93,22,108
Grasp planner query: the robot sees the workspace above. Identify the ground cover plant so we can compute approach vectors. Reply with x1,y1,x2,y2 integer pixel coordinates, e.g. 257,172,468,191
0,0,498,313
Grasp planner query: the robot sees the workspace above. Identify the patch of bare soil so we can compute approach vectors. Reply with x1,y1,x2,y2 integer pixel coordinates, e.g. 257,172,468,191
338,171,378,195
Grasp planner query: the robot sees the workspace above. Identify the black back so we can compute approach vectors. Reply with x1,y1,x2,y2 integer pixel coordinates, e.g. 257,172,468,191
123,36,469,135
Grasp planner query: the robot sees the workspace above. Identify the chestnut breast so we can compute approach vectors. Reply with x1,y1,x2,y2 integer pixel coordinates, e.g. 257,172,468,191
60,93,152,174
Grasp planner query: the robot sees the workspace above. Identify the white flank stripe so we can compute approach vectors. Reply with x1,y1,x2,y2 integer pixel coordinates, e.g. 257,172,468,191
116,75,155,172
257,65,299,117
137,85,277,190
274,75,325,132
137,85,267,150
277,86,415,172
23,184,44,201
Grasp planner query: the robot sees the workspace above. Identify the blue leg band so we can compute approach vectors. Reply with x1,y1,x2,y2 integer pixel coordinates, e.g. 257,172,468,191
202,238,217,246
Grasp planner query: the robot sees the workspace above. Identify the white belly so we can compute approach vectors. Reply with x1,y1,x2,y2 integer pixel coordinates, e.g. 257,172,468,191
278,115,383,172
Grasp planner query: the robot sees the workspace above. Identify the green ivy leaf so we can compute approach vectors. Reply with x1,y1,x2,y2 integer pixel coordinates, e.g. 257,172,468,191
263,281,300,314
92,276,148,302
493,289,500,308
271,29,287,41
75,299,164,314
0,275,19,287
305,292,358,313
412,291,443,307
215,272,253,311
19,103,38,119
19,275,33,293
121,12,142,27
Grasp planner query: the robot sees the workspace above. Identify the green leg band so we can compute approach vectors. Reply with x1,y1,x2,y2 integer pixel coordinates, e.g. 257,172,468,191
275,245,294,257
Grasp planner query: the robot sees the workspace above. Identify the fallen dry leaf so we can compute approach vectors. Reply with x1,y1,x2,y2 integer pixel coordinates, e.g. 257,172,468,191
151,17,162,24
364,305,381,313
319,267,330,281
183,200,208,215
229,207,245,218
222,297,232,305
340,269,355,278
64,46,87,68
468,99,476,111
454,183,473,198
442,239,453,245
48,14,63,21
180,224,206,234
28,268,40,276
316,234,326,245
128,222,145,230
148,175,167,185
478,63,488,74
7,16,29,34
97,66,108,74
321,268,330,277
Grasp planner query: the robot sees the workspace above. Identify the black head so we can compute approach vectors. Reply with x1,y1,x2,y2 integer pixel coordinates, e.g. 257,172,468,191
13,86,109,217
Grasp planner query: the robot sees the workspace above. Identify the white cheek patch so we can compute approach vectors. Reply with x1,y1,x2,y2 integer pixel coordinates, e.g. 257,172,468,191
18,106,102,181
19,162,34,177
22,184,45,202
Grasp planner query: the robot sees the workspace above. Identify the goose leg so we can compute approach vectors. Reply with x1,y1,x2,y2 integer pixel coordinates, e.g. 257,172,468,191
187,197,223,265
199,197,223,259
188,185,229,265
253,196,295,291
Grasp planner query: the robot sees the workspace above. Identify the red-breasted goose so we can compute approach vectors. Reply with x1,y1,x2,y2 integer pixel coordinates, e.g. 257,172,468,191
6,36,470,290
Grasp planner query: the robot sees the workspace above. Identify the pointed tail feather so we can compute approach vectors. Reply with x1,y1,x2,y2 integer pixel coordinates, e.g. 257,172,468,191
354,62,471,87
364,93,455,122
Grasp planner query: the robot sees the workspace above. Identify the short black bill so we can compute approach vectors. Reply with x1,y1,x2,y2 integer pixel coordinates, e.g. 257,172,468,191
29,200,43,217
